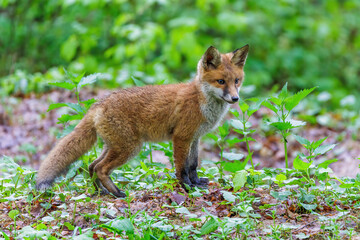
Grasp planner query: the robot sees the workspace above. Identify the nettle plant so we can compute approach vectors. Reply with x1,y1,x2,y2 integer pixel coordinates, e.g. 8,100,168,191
48,69,100,134
210,83,322,191
230,97,263,170
293,135,337,184
263,83,317,171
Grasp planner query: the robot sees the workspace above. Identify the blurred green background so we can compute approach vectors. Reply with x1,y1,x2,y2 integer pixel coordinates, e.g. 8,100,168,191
1,0,360,106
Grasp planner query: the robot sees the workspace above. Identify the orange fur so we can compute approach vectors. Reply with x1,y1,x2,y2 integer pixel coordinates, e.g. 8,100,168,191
36,45,249,197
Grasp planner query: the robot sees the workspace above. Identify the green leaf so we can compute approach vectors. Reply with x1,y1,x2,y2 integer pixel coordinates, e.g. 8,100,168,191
0,230,9,240
222,152,244,161
8,209,19,219
262,100,278,113
218,122,230,138
233,170,247,191
57,124,75,138
226,137,242,145
279,82,288,100
311,137,327,149
132,76,145,86
78,73,101,88
247,97,259,102
302,193,315,203
221,191,236,203
314,144,336,156
300,203,317,211
270,121,294,131
60,35,79,61
293,155,311,171
270,191,292,201
339,183,355,188
81,98,97,110
221,157,248,173
64,222,75,230
72,72,85,85
231,120,251,130
269,96,282,106
63,68,76,81
206,133,218,141
296,233,310,239
48,103,67,112
66,161,83,180
229,108,240,117
275,174,287,184
200,217,218,235
294,135,310,147
239,99,249,113
65,103,86,114
17,226,50,239
48,82,75,90
35,223,48,231
0,156,20,169
175,207,191,215
288,119,306,127
318,159,338,169
72,231,94,240
103,218,134,235
285,87,317,111
57,114,83,124
247,99,263,117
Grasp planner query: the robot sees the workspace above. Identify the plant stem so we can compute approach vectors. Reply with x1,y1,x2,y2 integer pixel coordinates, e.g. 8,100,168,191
72,201,77,224
219,145,224,179
149,143,153,164
75,87,80,104
283,135,288,169
243,115,254,169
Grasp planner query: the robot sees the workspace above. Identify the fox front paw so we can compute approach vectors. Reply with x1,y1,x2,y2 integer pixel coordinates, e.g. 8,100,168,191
198,177,209,185
189,177,209,187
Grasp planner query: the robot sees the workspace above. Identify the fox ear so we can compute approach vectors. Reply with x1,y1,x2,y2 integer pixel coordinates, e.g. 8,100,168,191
202,46,221,70
231,44,249,67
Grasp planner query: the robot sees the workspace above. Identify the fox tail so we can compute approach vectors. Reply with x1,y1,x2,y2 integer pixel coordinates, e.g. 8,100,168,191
36,115,97,190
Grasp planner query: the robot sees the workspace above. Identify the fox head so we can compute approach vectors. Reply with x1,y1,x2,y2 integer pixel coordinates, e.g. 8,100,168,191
196,45,249,104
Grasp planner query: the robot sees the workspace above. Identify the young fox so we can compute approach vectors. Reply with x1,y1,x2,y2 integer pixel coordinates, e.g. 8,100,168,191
36,45,249,197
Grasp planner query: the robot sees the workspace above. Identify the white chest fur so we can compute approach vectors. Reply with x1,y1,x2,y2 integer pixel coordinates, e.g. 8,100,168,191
195,98,229,139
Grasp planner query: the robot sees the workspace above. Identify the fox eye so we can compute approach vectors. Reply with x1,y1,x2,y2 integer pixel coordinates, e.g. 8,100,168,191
217,79,225,85
235,78,239,84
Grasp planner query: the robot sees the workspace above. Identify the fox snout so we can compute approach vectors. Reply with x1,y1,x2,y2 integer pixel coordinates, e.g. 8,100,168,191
221,85,240,104
222,92,239,104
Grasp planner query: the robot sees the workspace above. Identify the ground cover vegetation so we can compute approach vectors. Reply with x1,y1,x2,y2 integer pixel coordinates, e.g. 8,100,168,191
1,0,360,239
1,72,360,239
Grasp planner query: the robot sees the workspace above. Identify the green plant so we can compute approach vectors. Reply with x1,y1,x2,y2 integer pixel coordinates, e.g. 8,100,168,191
293,135,337,184
230,97,263,169
207,122,232,182
263,83,316,171
47,69,99,130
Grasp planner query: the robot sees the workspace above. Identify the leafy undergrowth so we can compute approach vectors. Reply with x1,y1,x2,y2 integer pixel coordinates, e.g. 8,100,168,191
1,73,360,239
1,155,360,239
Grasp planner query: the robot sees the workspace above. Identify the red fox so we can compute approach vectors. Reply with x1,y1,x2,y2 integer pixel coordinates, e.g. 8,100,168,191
36,45,249,197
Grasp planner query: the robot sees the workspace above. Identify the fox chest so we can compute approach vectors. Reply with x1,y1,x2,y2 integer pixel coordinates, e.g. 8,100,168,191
195,101,229,138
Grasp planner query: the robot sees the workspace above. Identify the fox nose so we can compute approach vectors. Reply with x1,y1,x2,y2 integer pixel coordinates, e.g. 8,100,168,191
231,96,239,102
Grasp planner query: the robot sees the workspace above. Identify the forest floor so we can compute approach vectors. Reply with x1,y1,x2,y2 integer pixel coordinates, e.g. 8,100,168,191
1,88,359,177
1,88,360,239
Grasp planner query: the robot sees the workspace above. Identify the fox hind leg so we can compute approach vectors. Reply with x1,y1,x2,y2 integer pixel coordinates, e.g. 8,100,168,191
89,146,109,194
93,144,141,198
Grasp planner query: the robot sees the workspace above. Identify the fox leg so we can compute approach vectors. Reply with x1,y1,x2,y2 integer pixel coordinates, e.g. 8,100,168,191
187,139,209,187
93,145,140,198
173,137,193,188
89,146,108,193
